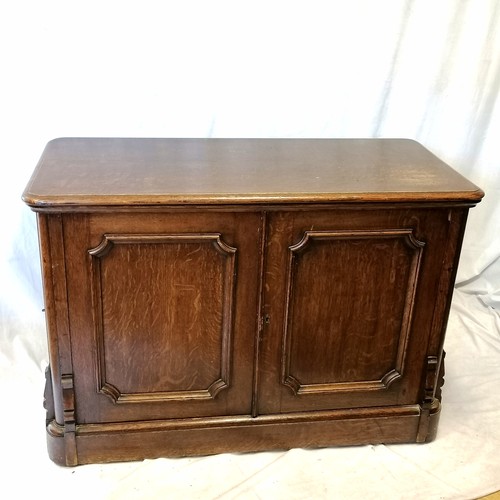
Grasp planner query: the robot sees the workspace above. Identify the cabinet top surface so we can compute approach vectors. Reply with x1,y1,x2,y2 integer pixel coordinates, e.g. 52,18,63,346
23,138,483,209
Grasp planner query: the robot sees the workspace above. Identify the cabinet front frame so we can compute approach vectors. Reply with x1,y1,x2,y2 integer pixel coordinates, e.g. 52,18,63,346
39,202,469,451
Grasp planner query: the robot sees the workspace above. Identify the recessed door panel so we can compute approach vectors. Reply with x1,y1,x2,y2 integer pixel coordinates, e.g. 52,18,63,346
283,229,423,395
89,233,235,403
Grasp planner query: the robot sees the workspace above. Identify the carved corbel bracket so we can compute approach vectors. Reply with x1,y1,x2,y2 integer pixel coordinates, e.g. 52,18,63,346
424,352,446,402
61,374,78,466
43,365,55,426
416,354,446,443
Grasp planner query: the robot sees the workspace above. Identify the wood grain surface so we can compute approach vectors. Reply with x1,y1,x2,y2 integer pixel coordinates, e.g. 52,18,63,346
23,138,484,208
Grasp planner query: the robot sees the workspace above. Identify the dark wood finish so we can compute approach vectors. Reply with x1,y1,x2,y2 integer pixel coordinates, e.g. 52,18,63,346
23,138,483,209
24,138,483,465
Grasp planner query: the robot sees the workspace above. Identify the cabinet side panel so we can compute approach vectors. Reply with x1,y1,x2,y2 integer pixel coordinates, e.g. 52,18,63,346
37,214,73,425
422,208,470,402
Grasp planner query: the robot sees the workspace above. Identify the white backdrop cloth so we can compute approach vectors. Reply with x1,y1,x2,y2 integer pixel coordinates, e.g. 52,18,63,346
1,1,499,498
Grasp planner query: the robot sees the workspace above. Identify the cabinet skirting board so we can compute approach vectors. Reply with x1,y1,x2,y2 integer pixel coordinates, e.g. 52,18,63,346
46,402,440,466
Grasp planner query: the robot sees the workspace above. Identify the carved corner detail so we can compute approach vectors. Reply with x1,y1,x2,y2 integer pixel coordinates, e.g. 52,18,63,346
435,351,446,402
424,353,446,402
88,232,237,259
289,229,425,255
99,377,230,404
283,369,402,396
43,365,55,426
416,354,446,443
61,373,78,466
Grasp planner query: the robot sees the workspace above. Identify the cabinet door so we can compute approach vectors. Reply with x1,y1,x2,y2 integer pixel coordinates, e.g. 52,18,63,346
63,211,262,423
257,208,455,414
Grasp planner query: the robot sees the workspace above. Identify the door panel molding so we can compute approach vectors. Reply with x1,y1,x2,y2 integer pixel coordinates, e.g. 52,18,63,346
282,229,425,396
88,233,236,404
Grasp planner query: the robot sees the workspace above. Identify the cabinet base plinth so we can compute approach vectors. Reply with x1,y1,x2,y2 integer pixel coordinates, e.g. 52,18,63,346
46,404,440,466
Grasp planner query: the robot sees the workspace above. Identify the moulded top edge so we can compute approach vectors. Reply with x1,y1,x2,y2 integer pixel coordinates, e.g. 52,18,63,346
22,190,485,212
22,138,485,210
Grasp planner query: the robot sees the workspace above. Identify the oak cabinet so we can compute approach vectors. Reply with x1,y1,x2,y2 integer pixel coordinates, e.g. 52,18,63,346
23,138,483,465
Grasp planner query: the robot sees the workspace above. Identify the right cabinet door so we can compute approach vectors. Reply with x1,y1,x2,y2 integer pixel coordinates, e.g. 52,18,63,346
258,208,458,414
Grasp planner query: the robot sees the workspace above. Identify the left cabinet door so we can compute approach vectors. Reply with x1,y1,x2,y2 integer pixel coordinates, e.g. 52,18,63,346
58,211,262,423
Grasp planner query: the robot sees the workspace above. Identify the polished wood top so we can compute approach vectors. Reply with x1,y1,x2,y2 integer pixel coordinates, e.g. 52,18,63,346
23,138,484,209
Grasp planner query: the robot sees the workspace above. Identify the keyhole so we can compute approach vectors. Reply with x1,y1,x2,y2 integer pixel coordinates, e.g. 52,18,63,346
264,314,271,325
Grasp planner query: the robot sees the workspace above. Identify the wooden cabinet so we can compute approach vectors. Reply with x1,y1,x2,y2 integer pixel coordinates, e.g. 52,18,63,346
23,138,483,465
